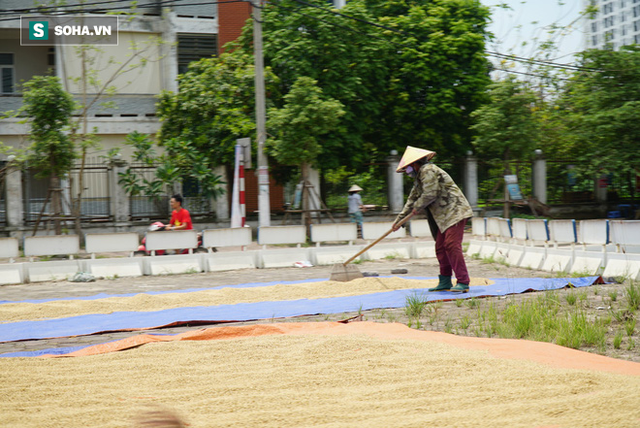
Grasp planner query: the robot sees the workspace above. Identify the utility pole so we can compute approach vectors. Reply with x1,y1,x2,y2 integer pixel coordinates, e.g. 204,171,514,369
252,0,271,227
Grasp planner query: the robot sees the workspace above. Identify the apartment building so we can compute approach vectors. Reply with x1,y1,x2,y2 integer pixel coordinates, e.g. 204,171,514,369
583,0,640,49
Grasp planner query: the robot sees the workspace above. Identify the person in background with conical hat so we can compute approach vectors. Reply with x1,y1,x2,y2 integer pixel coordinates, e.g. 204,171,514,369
348,184,365,236
392,146,473,293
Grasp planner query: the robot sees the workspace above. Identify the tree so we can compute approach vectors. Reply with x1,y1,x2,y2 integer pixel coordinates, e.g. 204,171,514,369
267,77,345,226
470,76,540,214
21,76,76,235
157,50,280,167
556,46,640,204
117,132,225,216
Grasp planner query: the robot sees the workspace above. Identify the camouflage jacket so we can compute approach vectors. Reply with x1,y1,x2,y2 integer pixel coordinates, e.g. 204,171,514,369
395,162,473,233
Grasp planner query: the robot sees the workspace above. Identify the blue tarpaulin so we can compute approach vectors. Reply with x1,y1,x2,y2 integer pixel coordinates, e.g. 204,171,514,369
0,276,601,346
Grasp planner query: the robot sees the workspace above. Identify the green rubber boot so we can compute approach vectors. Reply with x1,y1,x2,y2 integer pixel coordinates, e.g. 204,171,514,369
451,283,470,293
428,275,453,292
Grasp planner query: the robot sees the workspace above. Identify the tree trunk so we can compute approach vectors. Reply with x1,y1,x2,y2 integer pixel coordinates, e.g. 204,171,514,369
301,162,310,235
51,174,62,235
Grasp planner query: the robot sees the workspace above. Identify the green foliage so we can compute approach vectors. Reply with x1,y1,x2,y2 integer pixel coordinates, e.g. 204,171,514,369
470,77,540,170
21,76,76,179
118,132,225,202
267,77,345,168
157,50,279,167
554,46,640,182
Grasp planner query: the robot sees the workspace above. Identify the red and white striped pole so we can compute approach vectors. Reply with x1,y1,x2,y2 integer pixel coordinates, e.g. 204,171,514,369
239,152,246,227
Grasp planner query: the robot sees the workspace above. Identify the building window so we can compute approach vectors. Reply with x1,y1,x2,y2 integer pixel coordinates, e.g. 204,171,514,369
604,2,614,13
177,34,218,75
592,22,598,32
636,34,640,42
621,0,626,7
635,19,640,30
0,53,14,94
592,35,599,45
634,5,640,16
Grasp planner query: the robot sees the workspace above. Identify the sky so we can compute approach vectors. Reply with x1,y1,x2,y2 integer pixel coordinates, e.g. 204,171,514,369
479,0,585,64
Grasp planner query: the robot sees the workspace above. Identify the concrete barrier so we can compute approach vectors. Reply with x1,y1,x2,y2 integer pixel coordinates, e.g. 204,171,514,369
362,222,405,240
609,220,640,253
471,217,486,238
570,250,605,276
82,258,144,278
143,254,203,275
205,251,258,272
412,241,436,259
409,220,432,238
579,219,609,249
0,237,19,261
85,232,140,256
258,226,306,247
365,242,412,261
313,246,363,265
260,248,312,268
486,217,502,240
310,223,357,246
202,227,252,250
511,218,528,243
518,246,546,270
145,230,198,254
602,252,640,281
0,263,23,285
498,219,512,242
548,220,577,247
24,235,80,259
526,219,549,245
26,260,81,282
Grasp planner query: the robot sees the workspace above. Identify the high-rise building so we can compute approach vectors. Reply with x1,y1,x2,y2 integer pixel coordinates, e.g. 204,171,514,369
583,0,640,50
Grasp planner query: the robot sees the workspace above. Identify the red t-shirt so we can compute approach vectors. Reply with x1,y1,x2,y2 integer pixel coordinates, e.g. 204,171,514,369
170,208,193,230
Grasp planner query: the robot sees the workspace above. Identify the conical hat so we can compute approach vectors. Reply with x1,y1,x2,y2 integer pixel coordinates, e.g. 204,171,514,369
348,184,363,192
396,146,436,173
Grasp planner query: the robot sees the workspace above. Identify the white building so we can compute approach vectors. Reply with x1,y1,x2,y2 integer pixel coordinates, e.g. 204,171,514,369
583,0,640,49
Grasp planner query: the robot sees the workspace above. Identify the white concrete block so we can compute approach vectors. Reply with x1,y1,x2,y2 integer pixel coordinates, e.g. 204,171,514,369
258,226,306,246
570,250,605,275
260,248,312,268
0,263,23,285
548,220,577,245
494,243,510,263
518,247,546,270
82,258,144,278
85,232,140,254
511,218,528,241
362,222,405,240
26,261,81,282
498,219,512,241
412,241,436,259
471,217,486,238
505,246,524,266
310,223,357,244
467,239,482,257
579,220,609,245
313,246,363,265
526,219,549,243
144,254,203,276
145,230,198,252
24,235,80,257
486,217,502,238
0,237,19,259
541,248,574,273
467,239,486,256
609,220,640,250
409,220,433,238
205,251,257,271
602,253,640,281
365,243,411,261
478,241,497,259
202,227,252,249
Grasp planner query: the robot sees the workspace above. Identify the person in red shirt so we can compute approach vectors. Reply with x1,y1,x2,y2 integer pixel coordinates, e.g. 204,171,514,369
166,194,193,231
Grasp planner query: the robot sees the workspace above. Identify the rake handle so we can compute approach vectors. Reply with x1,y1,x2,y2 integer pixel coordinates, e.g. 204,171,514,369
343,211,416,266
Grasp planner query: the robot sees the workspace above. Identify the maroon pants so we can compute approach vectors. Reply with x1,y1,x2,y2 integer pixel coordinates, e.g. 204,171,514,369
435,218,470,285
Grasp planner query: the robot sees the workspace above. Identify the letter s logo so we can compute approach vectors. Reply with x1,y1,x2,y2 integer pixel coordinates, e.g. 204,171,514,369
33,23,44,38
